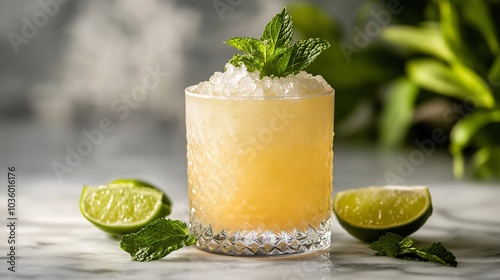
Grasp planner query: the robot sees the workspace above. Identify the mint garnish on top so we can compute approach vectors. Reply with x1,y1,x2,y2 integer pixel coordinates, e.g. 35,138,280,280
225,8,330,78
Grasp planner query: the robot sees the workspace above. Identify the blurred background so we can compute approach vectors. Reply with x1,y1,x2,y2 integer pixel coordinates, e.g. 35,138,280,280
1,0,499,200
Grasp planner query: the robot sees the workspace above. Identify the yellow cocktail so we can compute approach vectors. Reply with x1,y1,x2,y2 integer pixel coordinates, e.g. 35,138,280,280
186,85,334,256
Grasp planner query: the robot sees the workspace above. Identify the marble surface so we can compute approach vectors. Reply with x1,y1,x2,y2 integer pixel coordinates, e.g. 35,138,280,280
1,120,500,280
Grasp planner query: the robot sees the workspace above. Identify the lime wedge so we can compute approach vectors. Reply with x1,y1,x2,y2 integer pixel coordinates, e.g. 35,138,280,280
80,183,171,234
333,185,432,242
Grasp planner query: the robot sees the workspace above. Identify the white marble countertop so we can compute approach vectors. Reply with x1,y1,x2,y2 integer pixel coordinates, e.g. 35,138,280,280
1,120,499,279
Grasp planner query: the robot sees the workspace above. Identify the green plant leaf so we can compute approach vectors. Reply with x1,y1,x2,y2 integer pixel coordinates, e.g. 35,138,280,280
370,232,405,257
407,59,495,108
262,47,293,77
228,54,262,73
225,37,264,58
261,8,293,58
438,0,474,68
451,62,495,108
416,242,458,267
458,0,499,55
450,110,500,178
488,54,500,85
370,233,457,267
473,146,500,180
406,59,466,99
382,24,453,62
120,219,196,262
226,8,329,78
225,38,266,72
379,77,419,148
285,38,331,74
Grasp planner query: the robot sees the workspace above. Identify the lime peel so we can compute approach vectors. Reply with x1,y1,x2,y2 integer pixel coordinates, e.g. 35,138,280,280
333,185,433,242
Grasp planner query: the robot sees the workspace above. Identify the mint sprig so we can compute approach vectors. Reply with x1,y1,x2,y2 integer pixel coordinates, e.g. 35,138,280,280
370,233,457,267
120,218,196,262
225,8,330,78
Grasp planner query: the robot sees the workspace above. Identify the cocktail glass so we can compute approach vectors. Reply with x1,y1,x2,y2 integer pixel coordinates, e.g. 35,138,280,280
186,86,334,256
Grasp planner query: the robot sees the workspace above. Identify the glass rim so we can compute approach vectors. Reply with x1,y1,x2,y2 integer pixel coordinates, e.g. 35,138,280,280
185,85,334,100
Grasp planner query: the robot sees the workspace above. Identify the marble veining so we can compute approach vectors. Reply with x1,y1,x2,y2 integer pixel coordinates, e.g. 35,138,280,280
0,183,499,280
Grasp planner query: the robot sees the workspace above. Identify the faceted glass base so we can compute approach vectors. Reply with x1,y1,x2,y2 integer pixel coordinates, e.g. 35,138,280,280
189,216,331,256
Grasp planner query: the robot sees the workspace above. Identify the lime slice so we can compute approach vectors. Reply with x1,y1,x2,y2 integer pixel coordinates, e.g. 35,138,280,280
80,183,171,234
333,185,432,242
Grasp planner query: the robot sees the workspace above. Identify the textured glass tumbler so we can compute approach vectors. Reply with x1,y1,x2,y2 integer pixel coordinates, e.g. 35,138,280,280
186,86,334,256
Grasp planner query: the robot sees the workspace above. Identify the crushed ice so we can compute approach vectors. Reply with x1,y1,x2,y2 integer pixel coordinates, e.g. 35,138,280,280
190,64,332,97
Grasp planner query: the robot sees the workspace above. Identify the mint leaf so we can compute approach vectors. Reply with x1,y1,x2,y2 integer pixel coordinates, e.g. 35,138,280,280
225,38,264,72
228,54,259,72
398,236,416,253
416,242,458,267
120,218,196,262
261,8,293,55
370,233,457,267
225,37,264,59
370,232,404,257
286,38,331,74
261,47,293,78
225,8,330,78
